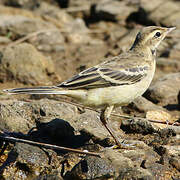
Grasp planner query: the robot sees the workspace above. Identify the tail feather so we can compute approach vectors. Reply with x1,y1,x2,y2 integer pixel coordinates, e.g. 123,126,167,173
3,86,66,95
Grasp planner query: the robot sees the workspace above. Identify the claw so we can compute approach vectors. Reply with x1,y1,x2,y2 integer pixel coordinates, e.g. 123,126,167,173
111,140,137,150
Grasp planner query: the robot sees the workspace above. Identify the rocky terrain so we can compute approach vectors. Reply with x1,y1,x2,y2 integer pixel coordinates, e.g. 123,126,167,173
0,0,179,179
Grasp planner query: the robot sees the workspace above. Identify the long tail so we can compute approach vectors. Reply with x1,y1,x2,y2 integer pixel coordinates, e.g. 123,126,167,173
3,86,67,95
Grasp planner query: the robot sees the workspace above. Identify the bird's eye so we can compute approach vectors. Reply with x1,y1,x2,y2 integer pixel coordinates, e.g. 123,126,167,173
155,32,161,38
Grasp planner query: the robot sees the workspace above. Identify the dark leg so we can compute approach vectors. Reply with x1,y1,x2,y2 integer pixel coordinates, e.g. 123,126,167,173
100,106,122,146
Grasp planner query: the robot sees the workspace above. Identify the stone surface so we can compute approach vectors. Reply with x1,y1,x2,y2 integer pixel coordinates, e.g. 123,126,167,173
141,0,180,28
146,110,173,129
0,100,34,133
65,155,115,179
95,0,137,24
169,42,180,61
156,58,180,74
145,73,180,106
2,143,62,179
0,14,55,38
133,96,165,113
169,157,180,171
3,0,39,10
103,149,153,179
29,29,65,52
0,43,60,85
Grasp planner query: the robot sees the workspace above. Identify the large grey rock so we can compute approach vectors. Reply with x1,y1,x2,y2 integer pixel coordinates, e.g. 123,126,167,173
156,58,180,74
0,100,34,133
145,73,180,106
29,29,65,52
1,143,62,179
141,0,180,28
169,41,180,61
169,156,180,171
103,149,153,179
3,0,39,10
0,15,55,37
95,0,138,23
34,2,73,25
65,156,115,179
0,43,60,85
0,5,66,51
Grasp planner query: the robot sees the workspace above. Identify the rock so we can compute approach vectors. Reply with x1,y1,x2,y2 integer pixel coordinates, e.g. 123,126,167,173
0,36,12,44
169,42,180,61
163,145,180,157
0,6,65,52
141,0,180,28
65,18,103,45
146,110,173,129
156,58,180,74
121,117,158,135
103,149,153,179
144,73,180,106
0,14,55,39
169,157,180,171
95,0,138,24
28,29,65,52
66,149,155,179
140,0,164,12
127,97,178,130
3,0,39,10
123,96,176,129
0,98,109,145
65,18,91,44
66,0,92,19
0,43,60,85
149,1,179,25
34,174,63,180
34,2,74,26
0,98,179,179
133,96,165,113
0,100,34,133
65,156,115,179
2,143,62,179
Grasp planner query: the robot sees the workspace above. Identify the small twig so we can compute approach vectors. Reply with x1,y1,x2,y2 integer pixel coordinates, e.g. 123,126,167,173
0,135,101,158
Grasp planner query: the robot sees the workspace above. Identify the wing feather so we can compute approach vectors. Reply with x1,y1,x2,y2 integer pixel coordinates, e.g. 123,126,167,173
58,65,148,89
58,53,149,89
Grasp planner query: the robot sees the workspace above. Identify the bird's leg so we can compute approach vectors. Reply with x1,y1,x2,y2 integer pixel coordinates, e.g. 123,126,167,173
100,106,136,149
100,106,122,146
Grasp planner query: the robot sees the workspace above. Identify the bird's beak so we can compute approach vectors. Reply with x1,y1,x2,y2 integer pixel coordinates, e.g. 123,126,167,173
167,27,176,33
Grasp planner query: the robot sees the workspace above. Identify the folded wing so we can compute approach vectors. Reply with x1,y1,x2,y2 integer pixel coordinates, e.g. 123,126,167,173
58,62,149,89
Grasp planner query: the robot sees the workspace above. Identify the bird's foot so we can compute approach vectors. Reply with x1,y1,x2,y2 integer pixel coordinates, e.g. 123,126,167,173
110,140,138,150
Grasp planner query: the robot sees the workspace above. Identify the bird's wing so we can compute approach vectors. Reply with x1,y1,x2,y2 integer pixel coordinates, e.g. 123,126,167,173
58,54,149,89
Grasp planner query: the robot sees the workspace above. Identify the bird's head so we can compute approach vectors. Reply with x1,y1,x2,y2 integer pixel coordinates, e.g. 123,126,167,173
130,26,176,54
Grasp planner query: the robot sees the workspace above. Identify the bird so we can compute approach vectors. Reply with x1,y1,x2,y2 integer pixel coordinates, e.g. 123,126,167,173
3,26,176,147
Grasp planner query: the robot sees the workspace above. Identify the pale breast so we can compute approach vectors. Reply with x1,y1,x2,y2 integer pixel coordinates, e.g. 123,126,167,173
83,60,156,108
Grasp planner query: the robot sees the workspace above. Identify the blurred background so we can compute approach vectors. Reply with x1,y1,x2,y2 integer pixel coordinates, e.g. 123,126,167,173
0,0,179,87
